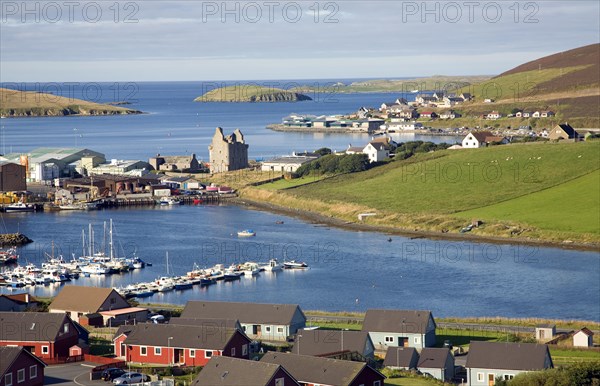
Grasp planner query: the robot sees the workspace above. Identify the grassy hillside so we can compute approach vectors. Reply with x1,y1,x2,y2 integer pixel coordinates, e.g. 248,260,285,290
456,170,600,234
250,141,600,243
194,85,312,102
0,87,141,117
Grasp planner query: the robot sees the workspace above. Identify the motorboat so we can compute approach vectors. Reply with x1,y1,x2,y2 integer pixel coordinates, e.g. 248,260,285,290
5,201,35,212
283,260,309,269
262,259,283,272
237,229,256,237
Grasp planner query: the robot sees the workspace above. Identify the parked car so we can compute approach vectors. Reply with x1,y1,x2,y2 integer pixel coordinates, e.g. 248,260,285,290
113,372,149,384
101,368,126,381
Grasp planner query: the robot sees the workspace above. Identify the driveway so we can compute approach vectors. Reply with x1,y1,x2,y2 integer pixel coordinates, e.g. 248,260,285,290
44,362,105,386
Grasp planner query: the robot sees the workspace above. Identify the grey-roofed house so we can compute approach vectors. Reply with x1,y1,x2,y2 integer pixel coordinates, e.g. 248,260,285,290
0,293,39,312
362,309,436,350
261,352,385,386
549,123,580,141
261,155,319,173
181,301,306,341
466,341,553,386
383,346,419,370
115,323,251,366
169,317,242,331
0,312,81,360
417,348,455,382
292,329,375,361
191,356,300,386
49,286,148,327
0,346,46,386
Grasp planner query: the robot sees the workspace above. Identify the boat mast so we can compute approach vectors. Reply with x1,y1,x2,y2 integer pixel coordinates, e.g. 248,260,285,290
109,219,114,261
88,223,93,257
81,229,86,258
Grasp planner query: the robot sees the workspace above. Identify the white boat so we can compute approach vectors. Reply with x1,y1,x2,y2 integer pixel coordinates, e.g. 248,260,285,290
0,247,18,264
243,262,260,277
159,197,181,206
411,89,419,93
262,259,282,272
237,229,256,237
156,277,175,292
5,201,35,212
283,260,309,269
80,263,110,275
59,203,85,210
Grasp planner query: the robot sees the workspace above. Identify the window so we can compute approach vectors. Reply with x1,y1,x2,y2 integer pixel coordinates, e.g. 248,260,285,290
64,323,69,333
413,337,419,344
41,346,49,355
275,378,285,386
477,373,484,382
242,326,246,332
189,350,195,358
277,327,284,333
265,326,271,332
17,369,25,383
231,347,236,356
384,336,394,343
155,347,161,355
504,374,515,380
205,350,213,358
242,344,248,356
110,297,116,304
30,366,37,379
5,373,12,386
140,346,147,356
374,381,381,386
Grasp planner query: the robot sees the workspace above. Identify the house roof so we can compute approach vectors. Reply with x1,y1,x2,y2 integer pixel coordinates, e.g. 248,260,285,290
181,301,304,326
99,307,147,316
576,327,594,336
466,341,552,371
0,347,46,376
123,323,247,350
484,136,506,143
0,312,72,342
0,293,38,305
555,123,579,138
191,356,298,386
261,352,380,386
347,147,364,153
292,329,371,357
49,286,122,314
367,142,390,151
362,309,434,334
169,317,241,330
383,346,418,368
417,348,451,369
536,324,556,329
468,131,494,142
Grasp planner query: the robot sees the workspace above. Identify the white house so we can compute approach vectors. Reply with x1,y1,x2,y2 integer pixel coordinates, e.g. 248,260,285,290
573,328,594,347
363,142,390,163
486,111,502,120
462,131,494,148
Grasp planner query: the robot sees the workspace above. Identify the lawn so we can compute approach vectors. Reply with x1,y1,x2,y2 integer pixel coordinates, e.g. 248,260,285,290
456,169,600,234
258,175,327,190
385,377,443,386
289,141,599,216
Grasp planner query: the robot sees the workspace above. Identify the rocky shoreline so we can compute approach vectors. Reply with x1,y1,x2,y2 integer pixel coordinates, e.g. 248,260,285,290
1,107,143,117
0,233,33,246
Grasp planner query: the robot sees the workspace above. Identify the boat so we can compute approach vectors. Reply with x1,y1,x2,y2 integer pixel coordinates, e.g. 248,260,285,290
58,202,86,210
411,89,419,93
242,262,260,277
80,263,110,275
156,277,175,292
0,247,18,264
159,197,181,206
174,278,194,290
224,265,243,281
283,260,309,269
5,201,35,213
262,259,283,272
237,229,256,237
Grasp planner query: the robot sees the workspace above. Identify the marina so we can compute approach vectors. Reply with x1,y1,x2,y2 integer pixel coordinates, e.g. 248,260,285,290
0,204,598,320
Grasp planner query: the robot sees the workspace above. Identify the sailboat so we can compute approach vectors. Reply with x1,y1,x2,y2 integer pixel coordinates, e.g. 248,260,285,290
155,252,175,292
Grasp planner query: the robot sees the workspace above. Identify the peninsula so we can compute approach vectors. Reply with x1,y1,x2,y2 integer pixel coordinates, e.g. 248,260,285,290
194,85,312,102
0,87,143,117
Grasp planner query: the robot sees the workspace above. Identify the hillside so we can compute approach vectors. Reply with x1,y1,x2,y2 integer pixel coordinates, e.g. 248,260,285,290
455,44,600,126
247,141,600,245
0,88,142,117
194,85,312,102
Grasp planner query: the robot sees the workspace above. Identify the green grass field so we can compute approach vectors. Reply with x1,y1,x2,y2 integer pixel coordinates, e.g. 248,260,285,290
385,377,442,386
457,170,600,233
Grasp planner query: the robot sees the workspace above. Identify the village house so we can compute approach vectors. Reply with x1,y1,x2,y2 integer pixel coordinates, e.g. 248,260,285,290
0,346,46,386
208,127,249,173
114,323,251,366
191,356,300,386
363,141,390,163
0,293,39,312
261,154,320,173
383,346,419,370
261,352,386,386
356,107,370,119
486,111,502,120
535,324,556,342
385,122,424,131
0,161,27,192
573,328,594,347
169,317,242,331
442,96,465,107
484,98,494,103
0,312,81,360
466,341,553,386
361,309,436,350
439,110,461,119
462,131,508,148
149,154,201,172
292,329,375,361
415,95,437,106
419,111,438,119
395,107,419,119
181,301,306,342
416,348,455,382
540,110,555,118
549,123,580,140
350,119,385,133
460,93,472,101
49,286,148,327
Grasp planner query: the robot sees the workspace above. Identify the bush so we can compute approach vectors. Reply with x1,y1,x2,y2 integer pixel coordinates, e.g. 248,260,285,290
295,154,370,177
497,361,600,386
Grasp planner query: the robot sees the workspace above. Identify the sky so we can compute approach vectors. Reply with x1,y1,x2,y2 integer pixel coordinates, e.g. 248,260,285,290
0,1,599,82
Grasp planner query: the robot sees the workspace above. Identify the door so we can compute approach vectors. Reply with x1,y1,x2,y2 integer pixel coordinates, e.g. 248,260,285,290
488,373,495,386
398,338,408,347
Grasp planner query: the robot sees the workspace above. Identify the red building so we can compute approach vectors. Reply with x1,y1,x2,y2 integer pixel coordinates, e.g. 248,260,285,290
0,346,46,386
261,352,386,386
114,323,251,366
0,312,80,360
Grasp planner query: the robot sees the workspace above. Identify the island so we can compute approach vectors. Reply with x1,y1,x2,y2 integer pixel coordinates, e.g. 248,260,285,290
194,85,312,102
0,88,143,117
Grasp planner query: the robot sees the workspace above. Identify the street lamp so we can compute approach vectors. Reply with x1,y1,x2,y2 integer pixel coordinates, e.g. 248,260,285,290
168,337,173,366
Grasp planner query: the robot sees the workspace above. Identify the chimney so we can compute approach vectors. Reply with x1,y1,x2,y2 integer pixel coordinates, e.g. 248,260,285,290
25,293,29,303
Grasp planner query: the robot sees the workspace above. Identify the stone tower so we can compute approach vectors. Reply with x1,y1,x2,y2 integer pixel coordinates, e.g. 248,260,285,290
208,127,249,173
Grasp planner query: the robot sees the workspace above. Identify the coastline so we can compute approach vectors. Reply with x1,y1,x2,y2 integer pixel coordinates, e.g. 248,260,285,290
230,196,599,252
267,124,465,137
